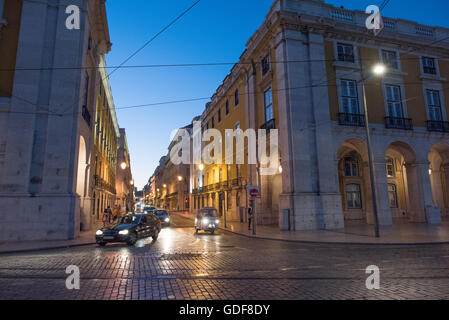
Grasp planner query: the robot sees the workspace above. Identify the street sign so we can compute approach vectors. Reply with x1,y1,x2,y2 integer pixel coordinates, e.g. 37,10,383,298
247,186,260,197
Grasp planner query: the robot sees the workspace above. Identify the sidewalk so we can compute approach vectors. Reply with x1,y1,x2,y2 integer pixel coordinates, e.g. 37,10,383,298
0,228,97,254
174,211,449,245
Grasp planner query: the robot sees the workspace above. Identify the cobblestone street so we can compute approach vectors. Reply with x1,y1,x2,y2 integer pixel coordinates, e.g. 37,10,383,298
1,215,449,300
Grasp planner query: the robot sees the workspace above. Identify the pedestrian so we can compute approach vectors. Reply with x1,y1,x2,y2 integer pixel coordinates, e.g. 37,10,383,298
112,205,119,222
102,207,110,228
248,207,253,230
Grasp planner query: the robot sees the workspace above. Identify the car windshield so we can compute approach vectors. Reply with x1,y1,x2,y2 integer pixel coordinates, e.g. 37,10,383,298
155,211,167,216
200,209,218,217
144,207,154,211
120,215,141,225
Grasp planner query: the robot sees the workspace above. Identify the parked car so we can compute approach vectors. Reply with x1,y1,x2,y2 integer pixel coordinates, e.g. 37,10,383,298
96,213,161,246
154,209,171,227
195,207,220,234
143,206,156,214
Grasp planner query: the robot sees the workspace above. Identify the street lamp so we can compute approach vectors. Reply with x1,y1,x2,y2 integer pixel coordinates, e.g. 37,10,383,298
199,163,204,171
362,63,386,238
120,162,127,170
178,176,183,182
130,180,134,186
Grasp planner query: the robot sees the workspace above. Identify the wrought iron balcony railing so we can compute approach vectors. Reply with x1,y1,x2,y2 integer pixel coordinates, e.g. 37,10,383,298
385,117,413,130
427,120,449,133
338,113,365,127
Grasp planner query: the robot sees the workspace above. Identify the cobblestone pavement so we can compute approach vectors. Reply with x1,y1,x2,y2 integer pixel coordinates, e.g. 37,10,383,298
1,215,449,300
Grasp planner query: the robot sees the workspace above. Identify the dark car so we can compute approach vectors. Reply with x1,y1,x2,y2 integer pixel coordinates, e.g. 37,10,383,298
143,206,156,214
154,210,171,227
96,213,161,246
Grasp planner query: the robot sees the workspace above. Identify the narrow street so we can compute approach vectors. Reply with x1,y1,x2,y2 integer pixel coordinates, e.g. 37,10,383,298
1,214,449,300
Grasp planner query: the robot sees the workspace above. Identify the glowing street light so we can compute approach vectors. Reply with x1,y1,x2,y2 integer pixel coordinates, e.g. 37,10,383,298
130,180,134,186
178,176,183,182
163,184,167,188
199,164,204,171
120,162,127,170
373,63,386,75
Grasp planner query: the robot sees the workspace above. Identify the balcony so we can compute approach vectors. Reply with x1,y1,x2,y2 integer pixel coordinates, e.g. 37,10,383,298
385,117,413,130
338,113,365,127
82,106,91,127
427,120,449,133
94,175,116,194
260,118,276,130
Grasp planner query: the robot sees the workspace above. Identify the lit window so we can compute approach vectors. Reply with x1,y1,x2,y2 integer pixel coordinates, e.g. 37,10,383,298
386,158,395,177
346,184,362,209
388,184,398,208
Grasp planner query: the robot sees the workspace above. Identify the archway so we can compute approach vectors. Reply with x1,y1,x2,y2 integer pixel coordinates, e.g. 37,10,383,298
337,139,372,224
429,143,449,221
76,136,91,231
385,141,422,223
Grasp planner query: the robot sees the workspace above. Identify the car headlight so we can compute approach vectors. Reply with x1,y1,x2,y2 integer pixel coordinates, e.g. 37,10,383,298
215,219,220,224
203,218,209,224
165,218,170,223
119,230,129,235
96,230,103,236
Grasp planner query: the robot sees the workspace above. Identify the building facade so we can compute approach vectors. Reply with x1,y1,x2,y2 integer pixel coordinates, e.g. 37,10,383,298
189,0,449,231
115,128,133,214
0,0,118,241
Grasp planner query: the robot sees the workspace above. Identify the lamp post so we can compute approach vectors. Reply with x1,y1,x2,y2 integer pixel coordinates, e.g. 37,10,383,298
362,63,386,238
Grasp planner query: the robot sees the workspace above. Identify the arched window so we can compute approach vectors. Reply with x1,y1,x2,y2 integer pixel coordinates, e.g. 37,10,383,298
344,157,359,177
346,184,362,209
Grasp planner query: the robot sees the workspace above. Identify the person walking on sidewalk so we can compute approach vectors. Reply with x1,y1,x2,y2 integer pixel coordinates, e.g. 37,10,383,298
248,207,253,230
102,206,112,228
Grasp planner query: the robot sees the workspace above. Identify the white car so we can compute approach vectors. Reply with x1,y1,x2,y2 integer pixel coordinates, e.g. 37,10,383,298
195,207,220,234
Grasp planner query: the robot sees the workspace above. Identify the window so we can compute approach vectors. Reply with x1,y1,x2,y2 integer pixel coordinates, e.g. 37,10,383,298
340,80,359,114
422,57,436,74
234,89,239,106
344,157,359,177
337,43,355,62
385,85,403,118
84,73,90,107
261,55,270,76
211,116,215,128
225,100,229,115
346,184,362,209
382,50,398,69
386,158,395,177
426,90,442,121
388,184,398,208
218,108,222,123
264,88,273,122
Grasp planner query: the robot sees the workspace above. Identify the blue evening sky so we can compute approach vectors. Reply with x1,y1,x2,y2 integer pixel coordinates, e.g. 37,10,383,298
105,0,449,189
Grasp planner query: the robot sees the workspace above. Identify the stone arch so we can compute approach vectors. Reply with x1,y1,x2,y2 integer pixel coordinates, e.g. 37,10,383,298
385,141,428,223
337,139,372,224
429,142,449,221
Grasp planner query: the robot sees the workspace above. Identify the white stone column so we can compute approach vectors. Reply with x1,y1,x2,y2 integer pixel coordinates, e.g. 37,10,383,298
411,162,441,224
373,158,393,226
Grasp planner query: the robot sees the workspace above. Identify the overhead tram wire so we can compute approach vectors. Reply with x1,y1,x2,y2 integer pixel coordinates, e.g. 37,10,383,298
104,0,201,80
